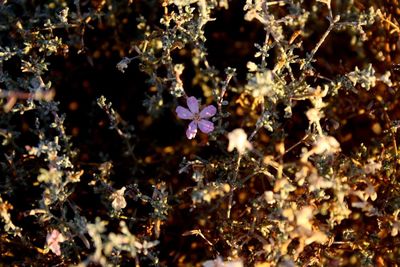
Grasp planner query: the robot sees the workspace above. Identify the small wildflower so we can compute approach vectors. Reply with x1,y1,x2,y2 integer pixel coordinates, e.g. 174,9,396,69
296,206,314,231
364,159,382,174
306,108,323,124
227,128,253,155
37,168,63,185
46,229,65,256
246,70,274,98
301,135,340,162
111,187,127,211
379,71,392,87
364,183,377,201
313,135,340,155
176,96,216,139
264,191,276,204
308,173,333,191
246,61,258,72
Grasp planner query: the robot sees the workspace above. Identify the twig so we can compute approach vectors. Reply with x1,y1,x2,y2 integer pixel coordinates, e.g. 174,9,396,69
227,155,242,219
301,15,340,71
182,229,214,247
217,70,235,128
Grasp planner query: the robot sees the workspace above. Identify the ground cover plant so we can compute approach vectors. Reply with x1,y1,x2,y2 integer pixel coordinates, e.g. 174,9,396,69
0,0,400,266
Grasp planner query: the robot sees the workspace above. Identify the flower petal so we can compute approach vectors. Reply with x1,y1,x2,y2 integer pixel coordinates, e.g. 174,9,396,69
198,119,214,134
49,243,62,256
186,121,198,139
176,106,194,120
46,229,65,256
187,96,199,114
199,105,217,118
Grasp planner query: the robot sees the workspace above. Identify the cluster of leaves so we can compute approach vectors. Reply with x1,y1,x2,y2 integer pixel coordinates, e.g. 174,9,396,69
0,0,400,266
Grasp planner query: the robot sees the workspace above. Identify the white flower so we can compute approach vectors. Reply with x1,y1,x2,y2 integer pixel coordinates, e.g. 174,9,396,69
308,173,333,191
296,206,314,231
227,129,253,155
364,183,377,201
246,70,275,98
264,191,276,204
379,71,392,86
301,135,340,162
46,229,65,256
313,135,340,155
111,187,127,211
364,159,382,174
306,108,323,124
246,61,258,72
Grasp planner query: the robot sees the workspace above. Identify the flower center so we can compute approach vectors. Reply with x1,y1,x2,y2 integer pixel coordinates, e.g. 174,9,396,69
193,112,201,122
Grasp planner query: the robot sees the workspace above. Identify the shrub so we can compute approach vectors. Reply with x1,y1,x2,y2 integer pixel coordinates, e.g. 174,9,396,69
0,0,399,266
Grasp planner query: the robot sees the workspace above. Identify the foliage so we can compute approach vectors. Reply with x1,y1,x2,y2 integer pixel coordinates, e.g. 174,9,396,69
0,0,400,266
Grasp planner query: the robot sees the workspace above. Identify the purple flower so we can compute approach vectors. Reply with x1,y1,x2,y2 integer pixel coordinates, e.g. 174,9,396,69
176,96,217,139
